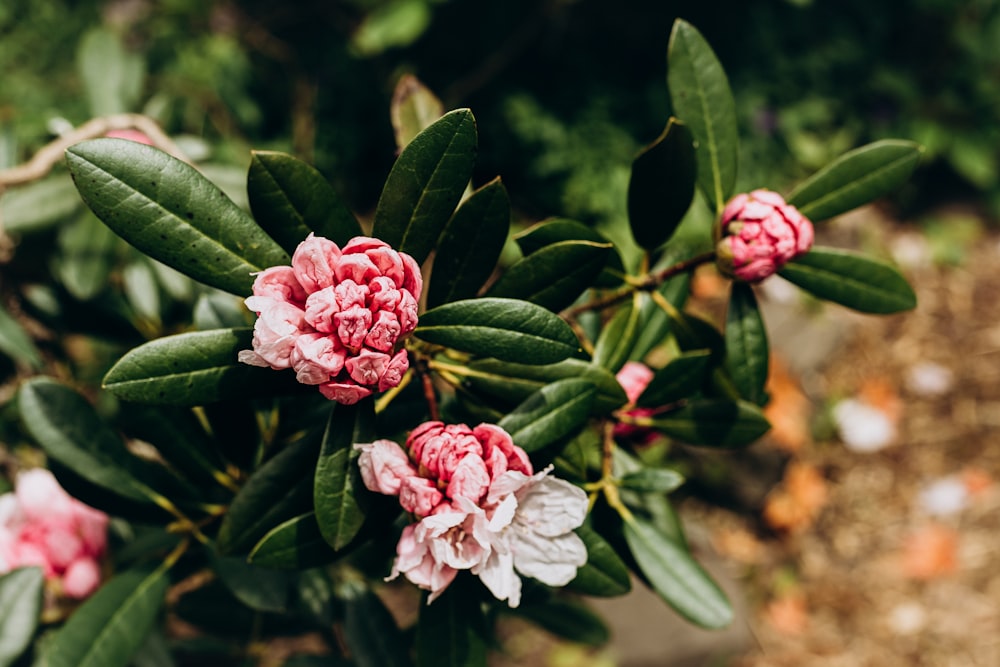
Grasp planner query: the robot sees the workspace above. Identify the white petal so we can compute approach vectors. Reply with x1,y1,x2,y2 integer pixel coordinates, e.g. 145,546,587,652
511,529,587,587
515,476,588,537
475,549,521,608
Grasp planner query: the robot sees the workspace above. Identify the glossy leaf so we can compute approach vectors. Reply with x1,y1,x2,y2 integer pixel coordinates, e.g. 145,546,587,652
0,300,41,369
667,19,738,211
102,328,304,406
315,401,374,550
513,599,609,647
636,350,712,408
619,468,684,494
416,298,579,364
372,109,477,264
44,565,169,667
416,583,488,667
497,378,596,453
787,140,924,222
628,118,697,249
567,525,631,597
624,516,732,629
340,580,414,667
646,399,771,447
391,74,444,150
248,513,339,570
592,294,642,373
428,177,510,308
65,139,288,296
0,568,44,667
247,150,362,252
724,283,769,405
486,240,612,312
209,549,290,613
553,428,602,482
780,246,917,313
515,218,625,287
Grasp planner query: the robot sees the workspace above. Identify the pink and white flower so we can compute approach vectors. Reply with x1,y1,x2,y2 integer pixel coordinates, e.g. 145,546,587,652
613,361,661,443
356,422,588,606
0,469,109,599
715,189,813,282
239,234,422,404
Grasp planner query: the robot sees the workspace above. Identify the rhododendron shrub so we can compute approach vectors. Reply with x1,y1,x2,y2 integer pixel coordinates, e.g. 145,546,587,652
4,19,920,667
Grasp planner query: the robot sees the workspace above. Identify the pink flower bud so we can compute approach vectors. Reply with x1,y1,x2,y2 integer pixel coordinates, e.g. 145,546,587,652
105,129,154,145
356,440,419,495
614,362,660,443
715,189,813,282
62,557,102,599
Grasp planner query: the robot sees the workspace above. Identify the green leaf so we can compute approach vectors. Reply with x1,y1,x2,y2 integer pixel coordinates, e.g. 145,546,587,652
486,240,612,312
0,176,82,234
123,259,162,327
619,468,685,494
786,140,924,222
628,118,697,250
416,298,579,364
391,74,444,151
646,399,771,447
77,27,144,116
102,328,305,406
624,516,732,629
193,292,250,330
248,513,339,570
315,401,374,551
667,19,738,211
463,358,627,415
216,433,320,554
566,525,632,597
515,218,625,288
340,580,414,667
497,378,596,453
118,405,227,489
65,139,288,296
372,109,477,264
416,582,488,667
56,211,118,301
0,300,41,370
592,294,641,373
44,565,169,667
779,246,917,314
247,150,362,253
513,599,609,647
209,549,290,613
724,283,769,405
428,178,510,308
0,568,44,667
636,350,712,408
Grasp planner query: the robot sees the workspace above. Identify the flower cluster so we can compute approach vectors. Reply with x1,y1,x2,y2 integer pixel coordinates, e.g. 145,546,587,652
239,234,422,404
0,469,108,599
714,189,814,283
356,422,588,607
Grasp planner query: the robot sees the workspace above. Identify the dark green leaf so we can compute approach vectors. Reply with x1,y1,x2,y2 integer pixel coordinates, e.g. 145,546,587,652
724,283,769,405
624,516,732,629
614,448,687,546
248,150,362,253
416,298,579,364
486,240,611,312
553,428,602,482
619,468,684,494
631,272,693,361
628,118,697,249
123,259,162,327
667,19,738,211
779,246,917,314
372,109,477,264
56,211,117,301
646,399,771,447
340,580,413,667
513,599,609,647
45,565,169,667
497,378,596,453
102,328,305,406
786,140,924,222
209,549,290,613
248,513,339,570
0,568,44,667
65,139,288,296
0,176,81,234
416,582,487,667
77,27,144,116
391,74,445,150
0,300,41,370
294,568,337,627
592,295,641,373
566,525,631,597
193,292,250,330
636,350,712,408
428,177,509,308
315,401,374,550
514,218,625,288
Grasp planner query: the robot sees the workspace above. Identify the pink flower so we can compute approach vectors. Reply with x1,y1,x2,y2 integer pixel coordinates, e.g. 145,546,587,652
239,234,422,404
105,129,154,145
715,189,813,282
614,361,659,443
0,469,109,599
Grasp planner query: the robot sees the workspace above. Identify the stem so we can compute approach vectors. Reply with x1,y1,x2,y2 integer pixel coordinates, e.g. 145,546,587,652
413,355,440,421
375,367,413,414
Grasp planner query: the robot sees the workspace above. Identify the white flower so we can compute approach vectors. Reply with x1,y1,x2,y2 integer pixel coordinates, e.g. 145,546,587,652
833,398,896,453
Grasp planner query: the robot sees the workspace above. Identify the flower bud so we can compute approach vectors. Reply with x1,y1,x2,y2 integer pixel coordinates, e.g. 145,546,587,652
714,189,813,282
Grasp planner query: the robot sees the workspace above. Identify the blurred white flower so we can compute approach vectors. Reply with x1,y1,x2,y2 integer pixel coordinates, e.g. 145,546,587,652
833,398,897,453
917,476,968,517
905,362,954,397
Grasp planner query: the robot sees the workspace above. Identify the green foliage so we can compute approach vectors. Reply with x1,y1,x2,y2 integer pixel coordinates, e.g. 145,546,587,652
780,247,918,313
0,568,44,667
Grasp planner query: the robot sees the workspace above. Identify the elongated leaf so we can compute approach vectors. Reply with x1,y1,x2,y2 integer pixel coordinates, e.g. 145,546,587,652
567,525,631,597
628,118,697,249
619,468,684,494
0,300,41,369
787,140,924,222
428,178,509,308
624,516,732,629
486,240,611,312
315,402,374,550
780,246,917,313
77,27,144,116
103,328,305,405
44,565,169,667
416,298,579,364
667,20,738,211
248,151,362,252
416,582,487,667
340,580,413,667
497,378,596,453
0,568,44,667
248,513,338,570
636,350,712,408
614,448,687,546
513,599,609,647
209,549,290,613
57,211,118,301
391,74,444,150
66,139,288,296
515,218,625,287
118,405,227,489
592,294,641,373
0,176,81,234
646,399,770,447
372,109,477,264
631,272,692,361
724,283,769,405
